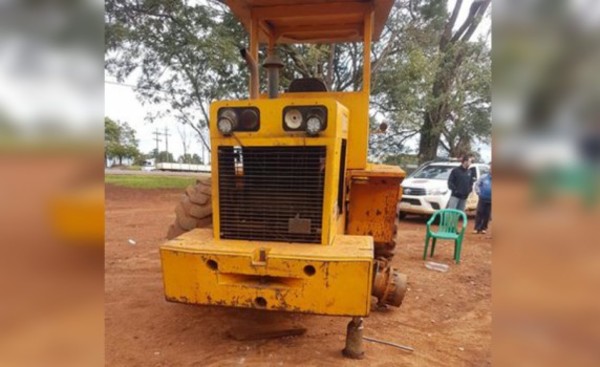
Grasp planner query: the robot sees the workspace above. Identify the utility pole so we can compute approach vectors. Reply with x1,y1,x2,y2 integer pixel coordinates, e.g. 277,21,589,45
164,126,171,162
152,129,162,157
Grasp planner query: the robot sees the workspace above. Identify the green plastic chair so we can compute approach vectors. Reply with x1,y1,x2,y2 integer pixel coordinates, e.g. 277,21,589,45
423,209,467,264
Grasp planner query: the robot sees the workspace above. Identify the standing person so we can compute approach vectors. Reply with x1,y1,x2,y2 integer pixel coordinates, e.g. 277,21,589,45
446,156,474,212
473,165,492,234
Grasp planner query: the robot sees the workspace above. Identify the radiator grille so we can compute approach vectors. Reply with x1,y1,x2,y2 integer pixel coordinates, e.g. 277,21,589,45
218,146,326,243
403,187,427,196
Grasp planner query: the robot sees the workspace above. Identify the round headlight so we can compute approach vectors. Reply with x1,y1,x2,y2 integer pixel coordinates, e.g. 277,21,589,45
217,118,234,135
217,109,237,135
284,108,303,129
306,116,323,136
239,109,259,130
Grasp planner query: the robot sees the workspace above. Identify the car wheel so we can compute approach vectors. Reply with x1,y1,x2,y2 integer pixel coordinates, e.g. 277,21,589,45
398,211,407,220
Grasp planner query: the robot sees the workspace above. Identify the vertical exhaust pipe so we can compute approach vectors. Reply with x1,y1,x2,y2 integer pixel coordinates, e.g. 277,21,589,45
240,48,259,99
263,48,284,99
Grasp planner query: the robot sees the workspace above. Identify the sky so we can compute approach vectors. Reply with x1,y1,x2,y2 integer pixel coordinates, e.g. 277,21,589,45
104,0,492,163
104,79,209,161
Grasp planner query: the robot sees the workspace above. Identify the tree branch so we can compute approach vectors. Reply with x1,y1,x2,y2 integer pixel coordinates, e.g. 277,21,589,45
451,0,491,44
440,0,463,50
408,0,417,21
177,108,211,153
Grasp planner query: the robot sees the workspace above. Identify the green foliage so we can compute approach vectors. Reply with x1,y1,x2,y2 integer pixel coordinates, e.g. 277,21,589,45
133,153,149,166
368,0,491,163
178,153,202,164
105,174,197,189
149,149,174,163
105,0,491,163
383,153,420,166
105,0,247,139
105,117,140,166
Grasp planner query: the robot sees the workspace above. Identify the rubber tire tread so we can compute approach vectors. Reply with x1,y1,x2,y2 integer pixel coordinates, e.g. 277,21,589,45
166,178,213,240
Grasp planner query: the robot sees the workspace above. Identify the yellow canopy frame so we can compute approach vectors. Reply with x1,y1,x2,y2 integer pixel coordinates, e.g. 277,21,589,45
225,0,394,95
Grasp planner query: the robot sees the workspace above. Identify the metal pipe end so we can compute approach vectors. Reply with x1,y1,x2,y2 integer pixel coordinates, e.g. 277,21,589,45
342,318,365,359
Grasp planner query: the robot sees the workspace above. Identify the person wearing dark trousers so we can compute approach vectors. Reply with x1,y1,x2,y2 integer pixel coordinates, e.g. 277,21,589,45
446,156,474,212
473,166,492,234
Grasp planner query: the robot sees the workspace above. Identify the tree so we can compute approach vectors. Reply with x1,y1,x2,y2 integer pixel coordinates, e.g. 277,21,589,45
367,1,491,162
178,153,202,164
106,1,491,164
416,0,491,163
105,0,246,153
439,42,491,158
133,152,150,166
105,0,407,142
152,150,174,163
105,117,140,166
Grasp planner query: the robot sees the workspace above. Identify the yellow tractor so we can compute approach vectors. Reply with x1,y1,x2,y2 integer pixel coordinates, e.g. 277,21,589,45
161,0,407,358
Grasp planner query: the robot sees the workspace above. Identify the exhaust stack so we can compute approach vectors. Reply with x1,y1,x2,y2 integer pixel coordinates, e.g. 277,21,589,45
263,48,284,99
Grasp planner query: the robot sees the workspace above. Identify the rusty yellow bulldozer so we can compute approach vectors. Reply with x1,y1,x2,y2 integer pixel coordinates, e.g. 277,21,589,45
160,0,407,358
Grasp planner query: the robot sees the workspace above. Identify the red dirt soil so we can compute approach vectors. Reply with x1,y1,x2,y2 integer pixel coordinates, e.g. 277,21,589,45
105,184,491,366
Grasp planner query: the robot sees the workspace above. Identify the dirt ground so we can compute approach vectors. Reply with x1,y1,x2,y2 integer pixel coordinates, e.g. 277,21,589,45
105,184,491,367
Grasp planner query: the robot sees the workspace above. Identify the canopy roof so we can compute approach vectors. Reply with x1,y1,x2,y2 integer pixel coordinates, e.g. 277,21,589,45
224,0,394,44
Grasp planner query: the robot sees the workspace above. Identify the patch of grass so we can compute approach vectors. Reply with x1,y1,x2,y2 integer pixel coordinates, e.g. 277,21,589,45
105,174,197,189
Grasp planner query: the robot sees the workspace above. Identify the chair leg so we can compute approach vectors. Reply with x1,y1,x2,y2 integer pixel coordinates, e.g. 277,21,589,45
423,235,430,260
430,238,437,257
453,241,457,260
455,239,461,264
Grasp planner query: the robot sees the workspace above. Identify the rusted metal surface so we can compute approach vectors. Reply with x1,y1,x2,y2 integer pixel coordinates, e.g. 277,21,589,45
346,164,405,259
342,317,365,359
372,263,407,308
374,222,398,259
160,229,374,316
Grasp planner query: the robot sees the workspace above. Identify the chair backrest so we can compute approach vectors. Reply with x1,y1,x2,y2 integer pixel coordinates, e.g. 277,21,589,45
434,209,467,233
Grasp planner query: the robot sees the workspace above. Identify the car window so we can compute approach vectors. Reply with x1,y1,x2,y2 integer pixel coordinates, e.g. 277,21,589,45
412,165,455,180
479,166,490,177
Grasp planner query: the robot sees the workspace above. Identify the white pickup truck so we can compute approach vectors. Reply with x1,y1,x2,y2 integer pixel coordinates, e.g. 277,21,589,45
398,161,490,218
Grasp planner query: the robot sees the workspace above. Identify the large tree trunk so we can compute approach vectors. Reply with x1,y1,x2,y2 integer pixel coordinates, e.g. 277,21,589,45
418,53,457,163
449,135,472,158
418,112,442,163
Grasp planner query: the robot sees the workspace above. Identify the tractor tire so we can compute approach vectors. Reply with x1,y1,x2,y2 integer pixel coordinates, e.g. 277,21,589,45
166,177,213,240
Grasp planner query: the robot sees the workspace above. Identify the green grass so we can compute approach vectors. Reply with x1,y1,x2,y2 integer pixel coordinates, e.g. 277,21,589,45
105,174,197,189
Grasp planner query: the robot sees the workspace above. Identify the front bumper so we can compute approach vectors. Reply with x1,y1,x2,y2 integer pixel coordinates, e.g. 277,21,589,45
160,229,374,317
398,194,449,215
